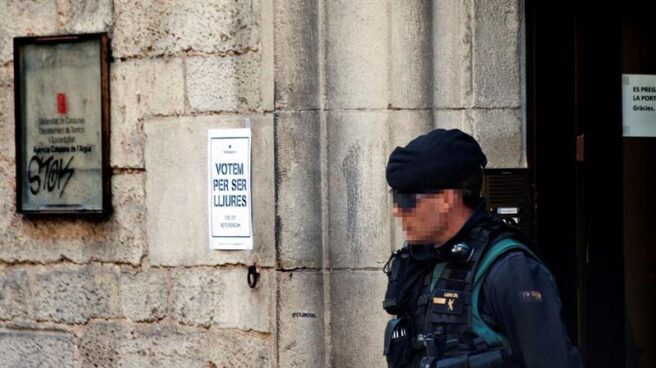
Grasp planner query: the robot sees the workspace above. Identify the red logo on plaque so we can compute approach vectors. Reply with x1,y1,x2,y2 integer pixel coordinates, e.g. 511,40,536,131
56,93,67,115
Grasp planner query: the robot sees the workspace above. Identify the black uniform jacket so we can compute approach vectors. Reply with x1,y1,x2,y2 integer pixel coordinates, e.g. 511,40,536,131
478,250,583,368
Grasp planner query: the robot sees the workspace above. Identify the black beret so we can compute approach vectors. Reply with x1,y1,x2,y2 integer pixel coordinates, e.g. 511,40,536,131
386,129,487,192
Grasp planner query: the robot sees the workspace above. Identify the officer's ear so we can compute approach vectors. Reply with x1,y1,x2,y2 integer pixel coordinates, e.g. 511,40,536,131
441,189,460,211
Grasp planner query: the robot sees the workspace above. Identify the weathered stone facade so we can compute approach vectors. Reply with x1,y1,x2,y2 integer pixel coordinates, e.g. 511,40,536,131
0,0,525,366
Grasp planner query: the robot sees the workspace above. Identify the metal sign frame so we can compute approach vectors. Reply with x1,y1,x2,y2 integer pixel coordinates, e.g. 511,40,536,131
14,33,111,215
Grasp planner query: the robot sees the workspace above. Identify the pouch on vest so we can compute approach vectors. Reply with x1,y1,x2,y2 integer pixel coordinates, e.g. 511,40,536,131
383,246,411,315
384,317,412,368
384,244,436,316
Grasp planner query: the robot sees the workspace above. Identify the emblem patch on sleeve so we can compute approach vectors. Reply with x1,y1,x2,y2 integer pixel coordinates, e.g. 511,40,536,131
519,290,543,303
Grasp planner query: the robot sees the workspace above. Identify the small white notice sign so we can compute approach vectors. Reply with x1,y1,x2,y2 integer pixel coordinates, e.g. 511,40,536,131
622,74,656,137
208,129,253,250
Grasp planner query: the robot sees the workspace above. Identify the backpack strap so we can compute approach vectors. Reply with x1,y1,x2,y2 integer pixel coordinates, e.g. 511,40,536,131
470,238,552,352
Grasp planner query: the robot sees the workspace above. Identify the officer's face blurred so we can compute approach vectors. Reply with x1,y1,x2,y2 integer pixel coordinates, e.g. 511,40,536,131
392,191,453,244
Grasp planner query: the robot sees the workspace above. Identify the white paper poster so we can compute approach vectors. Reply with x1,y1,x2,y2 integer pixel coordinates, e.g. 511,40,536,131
208,129,253,250
622,74,656,137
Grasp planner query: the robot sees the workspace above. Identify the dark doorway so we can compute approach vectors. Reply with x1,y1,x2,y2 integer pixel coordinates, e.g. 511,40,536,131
527,4,656,368
525,3,580,349
620,12,656,368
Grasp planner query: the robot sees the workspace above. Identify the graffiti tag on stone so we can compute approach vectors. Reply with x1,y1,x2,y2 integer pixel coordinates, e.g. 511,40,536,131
291,312,317,319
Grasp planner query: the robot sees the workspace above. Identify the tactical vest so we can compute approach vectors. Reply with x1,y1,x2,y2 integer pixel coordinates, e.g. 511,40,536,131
383,216,541,368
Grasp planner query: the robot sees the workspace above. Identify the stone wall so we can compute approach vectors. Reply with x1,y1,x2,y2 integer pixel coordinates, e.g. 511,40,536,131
275,0,524,366
0,0,524,366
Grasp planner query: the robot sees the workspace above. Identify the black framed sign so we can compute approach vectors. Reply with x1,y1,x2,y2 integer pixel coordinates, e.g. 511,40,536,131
14,33,110,215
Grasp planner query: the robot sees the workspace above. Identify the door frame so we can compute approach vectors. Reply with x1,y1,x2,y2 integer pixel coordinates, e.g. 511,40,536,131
526,4,626,367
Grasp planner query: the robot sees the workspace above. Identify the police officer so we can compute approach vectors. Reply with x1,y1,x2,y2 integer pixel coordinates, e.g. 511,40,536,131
382,129,582,368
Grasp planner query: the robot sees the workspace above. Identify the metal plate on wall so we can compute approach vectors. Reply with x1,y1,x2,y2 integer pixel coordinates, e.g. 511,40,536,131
483,169,533,237
14,33,110,215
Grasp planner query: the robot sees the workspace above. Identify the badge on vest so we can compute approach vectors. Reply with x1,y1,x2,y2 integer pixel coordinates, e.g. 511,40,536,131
432,291,462,314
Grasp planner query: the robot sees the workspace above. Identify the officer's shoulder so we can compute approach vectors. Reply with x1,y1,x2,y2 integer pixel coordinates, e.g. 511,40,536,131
487,249,535,268
483,248,546,285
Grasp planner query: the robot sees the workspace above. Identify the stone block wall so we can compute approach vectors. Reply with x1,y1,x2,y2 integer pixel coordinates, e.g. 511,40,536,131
0,0,525,366
274,0,525,366
0,0,274,367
